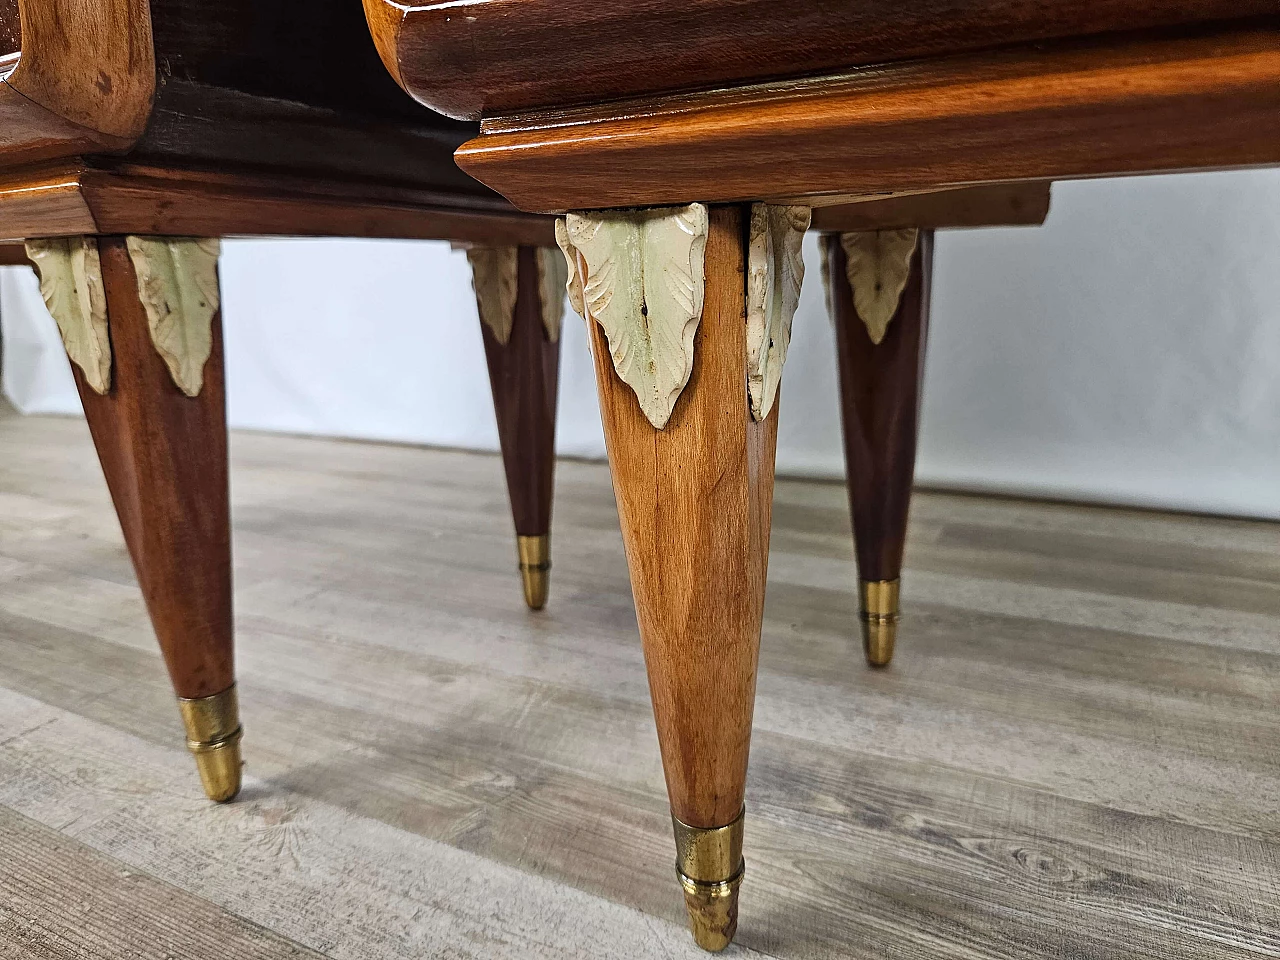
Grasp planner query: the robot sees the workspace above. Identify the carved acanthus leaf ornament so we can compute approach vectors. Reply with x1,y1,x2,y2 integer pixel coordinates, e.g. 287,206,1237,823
746,204,810,421
557,204,708,429
466,245,520,345
126,236,221,397
840,229,919,344
26,237,112,395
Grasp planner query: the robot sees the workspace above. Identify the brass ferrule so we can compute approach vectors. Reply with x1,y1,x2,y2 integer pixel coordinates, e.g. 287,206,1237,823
673,809,746,952
673,808,745,883
516,535,551,610
859,578,900,619
516,534,551,571
177,685,243,803
859,579,900,667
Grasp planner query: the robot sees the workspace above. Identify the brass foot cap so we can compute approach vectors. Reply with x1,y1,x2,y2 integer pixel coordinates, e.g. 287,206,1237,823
672,809,745,952
517,535,551,611
191,735,243,803
859,579,900,668
679,867,743,952
178,686,243,803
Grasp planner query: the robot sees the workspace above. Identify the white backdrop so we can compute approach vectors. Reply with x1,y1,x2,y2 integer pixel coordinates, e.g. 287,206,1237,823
4,171,1280,519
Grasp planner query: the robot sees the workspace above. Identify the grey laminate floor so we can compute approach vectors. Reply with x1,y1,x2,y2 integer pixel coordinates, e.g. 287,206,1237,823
0,405,1276,959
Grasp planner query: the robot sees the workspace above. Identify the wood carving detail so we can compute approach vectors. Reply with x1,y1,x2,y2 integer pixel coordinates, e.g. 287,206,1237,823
125,237,221,398
840,229,919,344
25,237,112,395
557,204,708,429
536,247,568,343
467,245,520,345
554,219,585,318
746,204,810,421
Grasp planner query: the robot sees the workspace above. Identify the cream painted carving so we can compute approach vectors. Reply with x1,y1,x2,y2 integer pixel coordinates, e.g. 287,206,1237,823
557,204,708,429
554,219,585,319
746,204,810,422
126,237,221,398
536,247,568,343
25,237,112,395
840,229,919,344
466,245,520,345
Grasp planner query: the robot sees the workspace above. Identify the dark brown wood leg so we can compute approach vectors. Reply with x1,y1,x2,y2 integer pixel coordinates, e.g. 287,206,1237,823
44,235,240,801
825,229,933,666
471,245,562,609
577,206,774,951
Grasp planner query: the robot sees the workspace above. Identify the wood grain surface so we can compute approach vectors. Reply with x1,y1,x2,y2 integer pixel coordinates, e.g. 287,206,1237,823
828,231,933,583
0,163,556,244
586,206,776,829
0,0,489,202
0,405,1277,957
373,0,1276,119
6,0,154,139
74,239,233,700
811,183,1051,233
0,0,152,169
481,246,560,538
0,806,321,959
456,24,1280,212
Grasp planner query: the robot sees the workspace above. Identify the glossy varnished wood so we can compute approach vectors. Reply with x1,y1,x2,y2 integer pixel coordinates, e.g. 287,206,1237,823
0,412,1277,957
371,0,1275,120
5,0,154,137
127,0,481,191
0,0,489,201
454,25,1280,212
0,163,554,244
585,206,776,828
827,231,933,585
481,246,560,540
0,0,153,166
74,238,233,700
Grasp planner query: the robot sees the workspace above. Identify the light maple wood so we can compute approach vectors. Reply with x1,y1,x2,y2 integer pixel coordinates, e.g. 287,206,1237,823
584,205,777,829
1,408,1278,958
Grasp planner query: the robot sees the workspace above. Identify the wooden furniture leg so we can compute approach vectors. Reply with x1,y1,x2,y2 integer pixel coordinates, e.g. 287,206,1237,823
564,205,781,950
27,235,239,802
468,245,564,609
823,229,934,666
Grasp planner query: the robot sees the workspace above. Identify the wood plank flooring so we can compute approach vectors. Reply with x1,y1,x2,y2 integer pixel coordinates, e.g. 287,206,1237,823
0,404,1276,959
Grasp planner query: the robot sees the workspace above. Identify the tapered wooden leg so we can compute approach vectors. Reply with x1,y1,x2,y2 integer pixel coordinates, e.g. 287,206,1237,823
574,206,776,950
824,229,933,666
469,245,563,610
28,235,239,801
